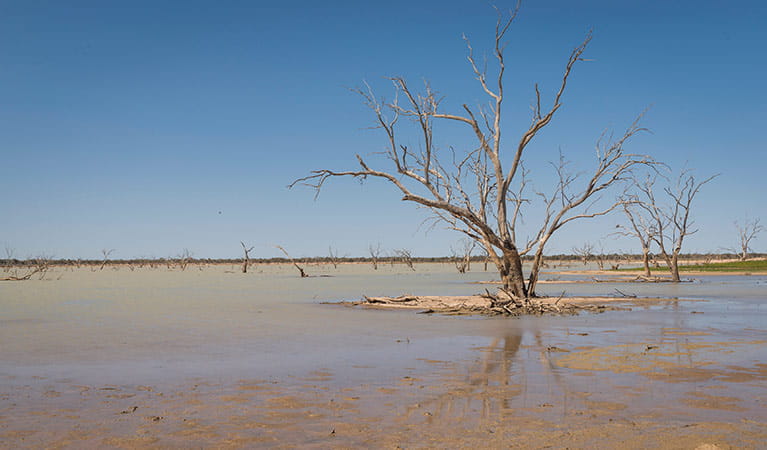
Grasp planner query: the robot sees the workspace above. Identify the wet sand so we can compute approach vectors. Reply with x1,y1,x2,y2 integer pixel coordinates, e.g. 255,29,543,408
1,263,765,448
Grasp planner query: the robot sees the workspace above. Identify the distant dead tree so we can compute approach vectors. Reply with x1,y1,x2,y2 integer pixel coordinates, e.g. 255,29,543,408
100,248,115,271
327,246,340,269
290,5,653,300
451,239,477,273
275,245,308,278
572,242,594,266
1,255,51,281
615,189,657,277
633,170,717,282
735,217,763,261
3,245,14,273
177,249,193,271
394,248,416,271
240,242,255,273
593,244,607,271
368,243,382,270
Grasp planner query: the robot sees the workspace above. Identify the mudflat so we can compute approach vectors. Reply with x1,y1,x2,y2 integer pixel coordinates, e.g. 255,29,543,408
1,263,765,448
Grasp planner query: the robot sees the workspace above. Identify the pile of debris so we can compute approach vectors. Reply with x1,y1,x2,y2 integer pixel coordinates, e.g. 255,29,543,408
345,291,615,316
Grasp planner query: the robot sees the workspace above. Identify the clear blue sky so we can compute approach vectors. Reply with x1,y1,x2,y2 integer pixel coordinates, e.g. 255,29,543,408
2,0,765,259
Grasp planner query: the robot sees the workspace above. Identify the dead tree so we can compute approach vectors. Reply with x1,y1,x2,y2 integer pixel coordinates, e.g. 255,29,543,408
275,245,308,278
327,246,340,269
572,242,594,266
177,249,192,271
735,217,763,261
451,239,477,273
394,248,416,271
634,170,717,282
368,243,382,270
1,256,50,281
3,245,14,273
100,248,115,271
615,192,657,277
291,6,652,299
240,241,255,273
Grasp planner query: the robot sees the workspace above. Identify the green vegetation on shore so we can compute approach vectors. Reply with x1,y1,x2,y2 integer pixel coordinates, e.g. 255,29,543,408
676,259,767,272
620,259,767,273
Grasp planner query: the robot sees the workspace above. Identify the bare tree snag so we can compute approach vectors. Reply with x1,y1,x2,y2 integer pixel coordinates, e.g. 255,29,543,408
394,248,416,271
2,245,14,273
1,256,50,281
100,248,115,271
290,6,653,300
615,190,657,277
572,243,594,266
275,245,308,278
368,243,382,270
177,249,192,271
451,239,476,273
240,242,255,273
630,170,717,282
328,246,340,269
735,217,763,261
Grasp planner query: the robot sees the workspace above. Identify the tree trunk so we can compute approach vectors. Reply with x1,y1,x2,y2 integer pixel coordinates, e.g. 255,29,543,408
498,246,527,299
527,249,546,298
669,252,680,282
642,247,651,277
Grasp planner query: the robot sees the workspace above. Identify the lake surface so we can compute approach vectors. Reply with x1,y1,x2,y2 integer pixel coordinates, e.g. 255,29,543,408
1,263,765,447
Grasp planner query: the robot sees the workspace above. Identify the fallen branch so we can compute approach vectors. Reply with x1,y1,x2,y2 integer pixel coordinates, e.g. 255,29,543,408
275,245,308,278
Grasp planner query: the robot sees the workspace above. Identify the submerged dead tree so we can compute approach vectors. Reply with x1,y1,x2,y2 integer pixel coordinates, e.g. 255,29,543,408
451,239,477,273
735,217,763,261
394,248,416,271
291,6,652,299
368,243,382,270
275,245,308,278
0,256,51,281
240,241,255,273
632,170,717,282
100,248,115,271
616,186,657,277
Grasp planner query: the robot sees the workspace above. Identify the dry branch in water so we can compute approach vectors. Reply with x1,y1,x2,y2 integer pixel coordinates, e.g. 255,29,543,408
1,257,51,281
240,241,255,273
275,245,308,278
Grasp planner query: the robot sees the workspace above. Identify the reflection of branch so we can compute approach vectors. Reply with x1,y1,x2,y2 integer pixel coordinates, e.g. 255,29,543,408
275,245,308,278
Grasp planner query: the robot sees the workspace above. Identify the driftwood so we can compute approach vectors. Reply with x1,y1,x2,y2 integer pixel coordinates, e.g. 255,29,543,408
1,260,50,281
357,293,615,317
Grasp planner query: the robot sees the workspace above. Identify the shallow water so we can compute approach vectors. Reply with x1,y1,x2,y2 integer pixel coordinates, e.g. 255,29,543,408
0,263,765,447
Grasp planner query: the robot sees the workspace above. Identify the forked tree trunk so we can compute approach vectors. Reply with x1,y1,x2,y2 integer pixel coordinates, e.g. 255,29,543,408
641,247,651,277
660,250,681,282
